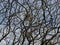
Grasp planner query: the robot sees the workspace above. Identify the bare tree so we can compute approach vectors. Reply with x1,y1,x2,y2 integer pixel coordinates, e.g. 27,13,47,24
0,0,60,45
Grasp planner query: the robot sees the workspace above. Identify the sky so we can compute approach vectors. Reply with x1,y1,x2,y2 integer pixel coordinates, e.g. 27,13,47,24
0,0,60,45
